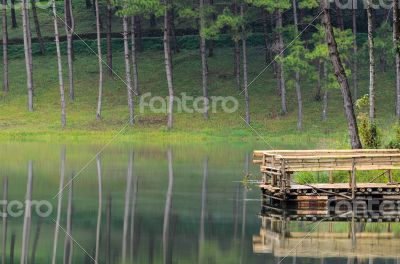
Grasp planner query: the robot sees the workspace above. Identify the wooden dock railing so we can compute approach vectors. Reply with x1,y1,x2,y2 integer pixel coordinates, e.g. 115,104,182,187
253,149,400,194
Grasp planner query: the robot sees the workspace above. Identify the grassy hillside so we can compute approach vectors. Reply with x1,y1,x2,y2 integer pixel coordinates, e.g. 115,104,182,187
0,43,398,147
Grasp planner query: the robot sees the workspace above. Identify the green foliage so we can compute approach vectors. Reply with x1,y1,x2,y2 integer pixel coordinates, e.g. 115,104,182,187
356,95,381,148
387,125,400,149
112,0,164,17
203,8,244,40
245,0,291,12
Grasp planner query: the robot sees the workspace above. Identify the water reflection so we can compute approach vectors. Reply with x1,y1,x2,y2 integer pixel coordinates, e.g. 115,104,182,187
8,143,400,263
255,202,400,263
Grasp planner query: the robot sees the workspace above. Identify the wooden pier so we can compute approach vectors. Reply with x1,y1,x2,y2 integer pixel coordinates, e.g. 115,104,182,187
253,149,400,202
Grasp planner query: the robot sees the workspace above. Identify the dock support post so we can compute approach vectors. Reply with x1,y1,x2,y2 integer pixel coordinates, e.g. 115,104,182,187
388,170,393,184
281,159,286,193
351,158,356,200
329,171,333,184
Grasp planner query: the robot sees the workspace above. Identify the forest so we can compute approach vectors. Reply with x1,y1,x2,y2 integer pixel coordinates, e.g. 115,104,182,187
1,0,400,148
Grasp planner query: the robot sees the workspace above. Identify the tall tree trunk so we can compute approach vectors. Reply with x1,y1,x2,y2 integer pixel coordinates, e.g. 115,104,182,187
95,0,104,119
323,90,328,121
63,173,73,264
315,59,322,101
85,0,91,9
31,0,45,55
164,1,174,130
200,0,209,120
1,178,8,264
123,16,135,125
95,156,102,263
262,9,269,63
335,4,344,30
105,194,111,264
134,16,142,52
106,1,113,75
233,0,240,90
293,0,302,130
352,0,358,101
64,0,75,101
394,0,400,119
10,0,17,28
163,149,173,264
22,0,34,111
241,4,250,124
121,152,133,263
367,0,375,123
208,0,215,57
20,161,33,264
53,0,66,128
131,16,140,95
52,147,66,264
2,0,9,93
276,9,287,115
168,5,179,54
321,0,362,149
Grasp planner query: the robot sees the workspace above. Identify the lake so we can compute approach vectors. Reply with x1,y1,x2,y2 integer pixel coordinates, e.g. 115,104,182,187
0,142,399,263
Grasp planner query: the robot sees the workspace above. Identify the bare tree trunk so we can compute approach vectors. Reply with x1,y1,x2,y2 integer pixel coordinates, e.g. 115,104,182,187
22,0,34,111
2,0,9,93
29,218,42,264
106,1,113,75
95,0,104,119
121,152,133,263
52,147,65,264
200,0,209,120
323,90,328,121
394,0,400,119
321,0,362,149
315,59,322,101
105,194,111,264
9,232,15,264
123,16,135,125
163,149,173,264
20,161,33,264
262,9,269,63
276,9,287,114
233,0,240,90
367,0,375,123
134,16,142,52
352,0,358,101
241,4,250,124
31,0,45,55
335,4,344,30
10,0,17,28
95,155,102,263
131,16,140,95
168,6,179,54
1,177,8,264
198,157,208,264
63,173,73,264
164,1,174,130
53,0,66,128
64,0,74,101
293,0,302,130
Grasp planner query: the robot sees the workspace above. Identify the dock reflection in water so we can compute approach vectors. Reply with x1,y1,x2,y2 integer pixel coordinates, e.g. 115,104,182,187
253,202,400,263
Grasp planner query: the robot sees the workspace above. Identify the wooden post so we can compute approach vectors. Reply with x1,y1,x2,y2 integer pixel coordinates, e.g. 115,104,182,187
329,171,333,184
388,170,393,183
351,158,356,200
281,159,286,192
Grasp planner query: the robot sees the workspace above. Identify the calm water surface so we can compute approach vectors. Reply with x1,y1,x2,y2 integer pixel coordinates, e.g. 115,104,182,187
0,143,399,264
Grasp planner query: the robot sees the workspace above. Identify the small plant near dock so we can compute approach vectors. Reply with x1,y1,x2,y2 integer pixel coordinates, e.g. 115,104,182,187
356,95,381,148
